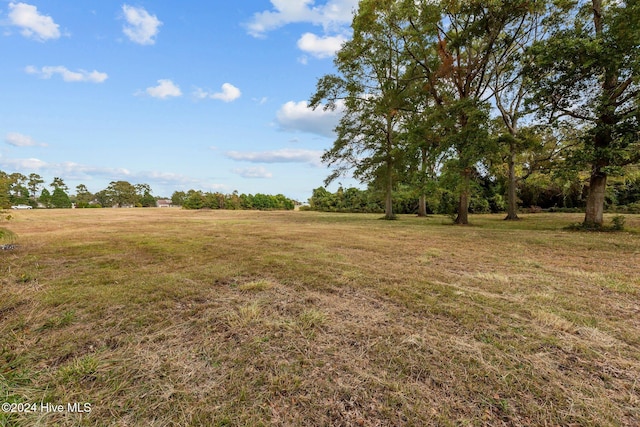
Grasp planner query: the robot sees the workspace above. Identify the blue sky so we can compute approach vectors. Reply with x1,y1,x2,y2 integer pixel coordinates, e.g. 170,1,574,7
0,1,358,201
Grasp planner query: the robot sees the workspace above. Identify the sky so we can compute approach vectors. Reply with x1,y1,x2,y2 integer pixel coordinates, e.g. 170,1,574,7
0,0,360,201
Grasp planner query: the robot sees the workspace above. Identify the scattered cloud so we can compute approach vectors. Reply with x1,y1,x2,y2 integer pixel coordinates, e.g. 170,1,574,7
144,79,182,99
213,83,241,102
276,100,344,137
122,4,162,45
233,166,273,179
0,156,201,189
7,2,60,41
0,157,47,170
52,162,132,180
0,158,133,180
204,183,228,191
297,32,346,58
134,170,202,187
4,132,47,147
226,148,323,166
194,83,241,102
246,0,358,37
25,65,108,83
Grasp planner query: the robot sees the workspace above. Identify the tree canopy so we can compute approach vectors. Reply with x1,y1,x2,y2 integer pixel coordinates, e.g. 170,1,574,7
309,0,640,226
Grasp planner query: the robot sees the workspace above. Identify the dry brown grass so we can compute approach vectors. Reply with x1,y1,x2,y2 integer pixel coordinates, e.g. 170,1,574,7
1,209,639,426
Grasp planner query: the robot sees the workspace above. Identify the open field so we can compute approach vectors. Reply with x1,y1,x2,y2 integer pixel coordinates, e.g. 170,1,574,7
1,209,639,426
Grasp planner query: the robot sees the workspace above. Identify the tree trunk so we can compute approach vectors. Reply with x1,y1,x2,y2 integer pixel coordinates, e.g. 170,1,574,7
418,194,427,217
455,189,469,224
584,171,607,227
583,0,614,228
384,164,394,220
455,168,470,224
504,147,520,220
383,115,395,220
417,147,428,217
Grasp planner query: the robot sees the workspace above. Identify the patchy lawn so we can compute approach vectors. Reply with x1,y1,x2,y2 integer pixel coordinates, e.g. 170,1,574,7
1,209,639,426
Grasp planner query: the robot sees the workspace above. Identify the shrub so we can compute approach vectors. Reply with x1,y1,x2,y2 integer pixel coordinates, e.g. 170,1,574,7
611,215,626,231
0,228,17,244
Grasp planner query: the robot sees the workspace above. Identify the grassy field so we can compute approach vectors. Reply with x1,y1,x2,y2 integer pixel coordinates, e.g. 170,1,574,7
1,209,639,426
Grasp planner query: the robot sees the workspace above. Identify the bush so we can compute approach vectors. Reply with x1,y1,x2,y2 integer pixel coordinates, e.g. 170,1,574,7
469,196,490,214
565,215,626,232
0,208,16,246
0,228,16,244
611,215,626,231
547,207,583,213
614,203,640,214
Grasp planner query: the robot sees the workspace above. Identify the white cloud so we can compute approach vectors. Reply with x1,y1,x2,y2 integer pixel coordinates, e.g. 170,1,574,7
0,157,47,170
8,2,60,41
276,100,344,137
66,162,131,177
145,79,182,99
25,65,108,83
0,156,202,188
122,4,162,45
213,83,241,102
233,167,273,179
226,148,323,166
246,0,358,37
297,32,346,58
193,83,241,102
134,170,202,187
5,132,47,147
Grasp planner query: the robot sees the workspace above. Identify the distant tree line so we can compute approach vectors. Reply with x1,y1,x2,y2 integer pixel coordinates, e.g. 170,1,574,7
171,190,295,211
0,170,297,211
0,172,159,209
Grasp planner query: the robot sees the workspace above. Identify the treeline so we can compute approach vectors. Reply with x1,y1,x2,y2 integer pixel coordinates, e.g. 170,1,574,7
0,170,297,211
171,190,295,211
308,169,640,215
0,172,158,208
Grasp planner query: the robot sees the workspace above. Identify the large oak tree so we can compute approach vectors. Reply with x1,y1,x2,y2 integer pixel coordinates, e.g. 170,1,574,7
310,0,414,220
527,0,640,227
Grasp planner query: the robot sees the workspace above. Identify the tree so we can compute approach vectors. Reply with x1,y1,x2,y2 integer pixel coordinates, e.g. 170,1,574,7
170,191,186,207
105,181,137,207
225,191,241,210
183,190,204,210
75,184,93,207
50,177,68,192
527,0,640,227
0,171,11,209
51,187,72,208
486,3,546,220
401,0,542,224
39,188,52,208
404,103,448,217
6,173,29,206
486,120,581,209
311,0,416,220
0,185,16,243
135,183,156,207
27,173,44,201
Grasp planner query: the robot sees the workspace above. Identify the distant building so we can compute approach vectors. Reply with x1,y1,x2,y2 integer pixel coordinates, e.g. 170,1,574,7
156,199,173,208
